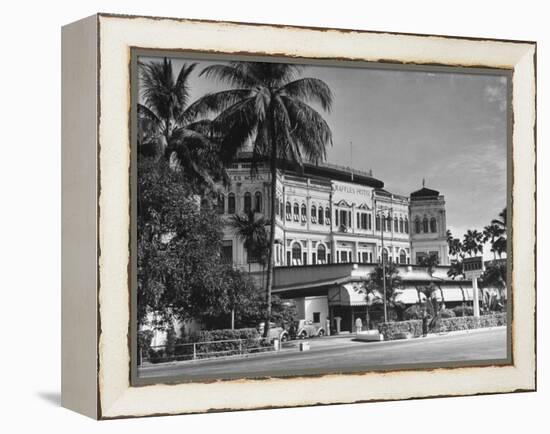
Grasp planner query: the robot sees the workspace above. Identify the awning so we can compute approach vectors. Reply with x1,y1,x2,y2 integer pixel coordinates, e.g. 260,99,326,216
328,283,381,306
393,286,474,304
393,287,425,305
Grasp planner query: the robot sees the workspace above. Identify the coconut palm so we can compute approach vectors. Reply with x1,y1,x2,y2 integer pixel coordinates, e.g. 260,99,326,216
483,223,505,260
462,229,484,257
138,58,226,191
229,210,269,272
192,62,333,336
490,207,507,257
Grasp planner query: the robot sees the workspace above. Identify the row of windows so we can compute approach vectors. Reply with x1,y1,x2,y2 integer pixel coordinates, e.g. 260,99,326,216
374,215,410,234
285,243,409,266
278,201,332,225
414,217,438,234
217,192,262,215
217,193,433,237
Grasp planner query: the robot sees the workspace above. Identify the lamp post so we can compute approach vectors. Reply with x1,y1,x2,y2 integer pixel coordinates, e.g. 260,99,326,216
376,206,393,323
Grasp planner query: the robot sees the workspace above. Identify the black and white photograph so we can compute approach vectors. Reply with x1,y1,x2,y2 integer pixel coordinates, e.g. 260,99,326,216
133,54,510,382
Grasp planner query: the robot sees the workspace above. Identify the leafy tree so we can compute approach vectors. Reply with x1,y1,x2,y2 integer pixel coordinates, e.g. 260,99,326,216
367,262,404,320
447,261,465,280
480,261,507,303
138,58,227,192
417,253,439,277
192,62,333,336
229,210,269,271
137,158,228,329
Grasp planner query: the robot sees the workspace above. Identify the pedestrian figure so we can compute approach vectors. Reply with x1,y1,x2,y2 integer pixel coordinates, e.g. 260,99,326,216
355,317,363,334
422,310,428,337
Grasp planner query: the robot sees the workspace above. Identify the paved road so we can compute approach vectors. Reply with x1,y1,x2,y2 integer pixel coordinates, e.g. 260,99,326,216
138,327,508,381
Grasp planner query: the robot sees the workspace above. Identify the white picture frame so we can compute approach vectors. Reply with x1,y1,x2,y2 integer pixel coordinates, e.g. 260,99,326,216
61,13,536,419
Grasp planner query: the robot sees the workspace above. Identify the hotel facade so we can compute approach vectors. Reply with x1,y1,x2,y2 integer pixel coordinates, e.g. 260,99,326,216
215,154,478,333
218,153,450,271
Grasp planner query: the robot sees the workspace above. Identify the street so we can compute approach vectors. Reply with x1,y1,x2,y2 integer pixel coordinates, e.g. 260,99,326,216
138,327,508,381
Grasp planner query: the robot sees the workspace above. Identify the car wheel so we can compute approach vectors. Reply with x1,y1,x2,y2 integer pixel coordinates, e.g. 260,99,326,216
300,331,307,339
318,329,325,337
281,334,289,342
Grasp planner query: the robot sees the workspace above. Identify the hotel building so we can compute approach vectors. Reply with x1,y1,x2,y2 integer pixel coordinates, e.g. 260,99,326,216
218,153,450,271
215,153,477,333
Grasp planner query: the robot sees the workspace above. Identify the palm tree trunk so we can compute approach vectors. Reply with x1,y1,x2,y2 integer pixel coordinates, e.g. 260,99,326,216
263,141,277,338
231,308,235,330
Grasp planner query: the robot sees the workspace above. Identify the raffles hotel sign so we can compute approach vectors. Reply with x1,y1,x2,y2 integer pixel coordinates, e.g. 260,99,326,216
332,181,373,207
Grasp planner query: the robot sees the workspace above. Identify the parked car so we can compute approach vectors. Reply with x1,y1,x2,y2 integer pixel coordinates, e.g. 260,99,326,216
257,322,290,342
290,319,326,339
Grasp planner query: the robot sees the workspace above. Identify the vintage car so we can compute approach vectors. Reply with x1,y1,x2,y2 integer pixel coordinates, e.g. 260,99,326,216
290,319,326,339
257,322,290,342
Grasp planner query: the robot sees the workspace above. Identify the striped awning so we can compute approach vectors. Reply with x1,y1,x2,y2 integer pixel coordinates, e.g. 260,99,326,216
328,283,383,306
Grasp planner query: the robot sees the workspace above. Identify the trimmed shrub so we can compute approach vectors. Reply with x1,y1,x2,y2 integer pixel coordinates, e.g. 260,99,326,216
452,305,474,317
175,328,264,360
439,308,456,318
378,320,423,340
403,305,424,320
378,313,506,340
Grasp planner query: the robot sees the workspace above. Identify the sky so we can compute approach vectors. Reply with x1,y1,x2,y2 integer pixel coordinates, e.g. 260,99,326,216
139,56,508,248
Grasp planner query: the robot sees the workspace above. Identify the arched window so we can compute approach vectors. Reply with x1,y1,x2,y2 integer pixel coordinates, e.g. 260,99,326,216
325,208,330,224
291,242,302,265
385,216,392,231
423,217,429,233
228,193,235,214
244,192,252,213
394,217,399,232
399,217,404,233
217,194,225,214
279,199,284,219
275,197,279,216
311,205,317,223
376,215,381,231
430,217,437,233
399,250,407,264
404,218,409,233
317,244,326,263
254,192,262,212
381,248,389,264
318,207,324,224
300,204,307,222
293,202,299,215
415,217,421,234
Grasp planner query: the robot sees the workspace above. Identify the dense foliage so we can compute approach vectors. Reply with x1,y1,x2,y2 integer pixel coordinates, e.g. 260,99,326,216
137,158,258,330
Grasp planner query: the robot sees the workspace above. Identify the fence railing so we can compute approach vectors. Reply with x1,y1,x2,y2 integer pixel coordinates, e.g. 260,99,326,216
140,337,278,365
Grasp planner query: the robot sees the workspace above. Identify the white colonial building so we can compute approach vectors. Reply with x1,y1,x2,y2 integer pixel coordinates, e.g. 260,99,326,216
218,152,449,271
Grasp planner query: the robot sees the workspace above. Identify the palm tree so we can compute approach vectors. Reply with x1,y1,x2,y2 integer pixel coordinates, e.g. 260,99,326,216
192,62,333,336
490,207,507,257
462,229,484,257
138,58,226,191
418,253,439,277
229,210,269,273
483,223,505,260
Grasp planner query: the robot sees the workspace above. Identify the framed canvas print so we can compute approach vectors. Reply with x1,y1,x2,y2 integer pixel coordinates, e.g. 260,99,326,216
61,13,536,419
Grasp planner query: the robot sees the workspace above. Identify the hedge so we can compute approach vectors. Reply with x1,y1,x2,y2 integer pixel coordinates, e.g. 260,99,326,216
147,328,268,363
378,313,507,341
